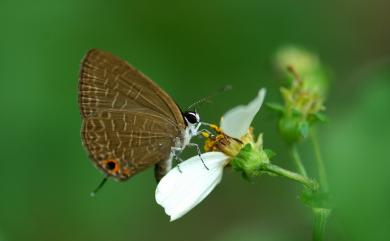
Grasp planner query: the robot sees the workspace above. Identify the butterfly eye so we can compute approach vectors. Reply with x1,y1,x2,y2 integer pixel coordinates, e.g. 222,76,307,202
184,111,200,124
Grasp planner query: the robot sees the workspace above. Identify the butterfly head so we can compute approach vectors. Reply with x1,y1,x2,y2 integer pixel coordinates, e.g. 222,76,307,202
183,111,200,126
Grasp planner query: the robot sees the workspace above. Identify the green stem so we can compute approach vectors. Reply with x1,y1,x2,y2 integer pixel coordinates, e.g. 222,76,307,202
262,163,318,191
291,145,308,178
313,208,331,241
310,129,331,241
311,129,329,192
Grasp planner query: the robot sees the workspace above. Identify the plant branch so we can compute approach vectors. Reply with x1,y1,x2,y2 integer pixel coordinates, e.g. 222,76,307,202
290,145,308,178
311,129,329,192
262,163,318,191
313,208,331,241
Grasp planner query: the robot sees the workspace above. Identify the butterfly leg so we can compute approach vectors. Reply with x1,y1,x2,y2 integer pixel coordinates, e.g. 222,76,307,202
187,143,209,170
174,156,184,173
171,146,184,173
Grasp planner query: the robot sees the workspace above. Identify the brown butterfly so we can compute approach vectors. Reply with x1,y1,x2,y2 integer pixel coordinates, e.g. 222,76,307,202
78,49,202,187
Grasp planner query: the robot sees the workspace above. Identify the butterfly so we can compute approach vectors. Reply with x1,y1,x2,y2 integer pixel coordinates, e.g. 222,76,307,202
78,49,202,185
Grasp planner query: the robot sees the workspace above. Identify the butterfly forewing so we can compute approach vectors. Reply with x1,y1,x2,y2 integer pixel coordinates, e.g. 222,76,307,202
79,49,185,180
79,49,183,125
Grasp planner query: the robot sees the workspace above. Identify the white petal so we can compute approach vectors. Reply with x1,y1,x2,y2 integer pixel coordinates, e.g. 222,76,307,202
155,152,229,221
220,88,266,139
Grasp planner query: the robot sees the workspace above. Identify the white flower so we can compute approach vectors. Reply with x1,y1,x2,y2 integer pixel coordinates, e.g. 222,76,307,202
155,152,229,221
220,88,266,139
155,88,266,221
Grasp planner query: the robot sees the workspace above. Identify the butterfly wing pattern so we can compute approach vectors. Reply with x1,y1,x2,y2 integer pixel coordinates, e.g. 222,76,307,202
79,49,185,181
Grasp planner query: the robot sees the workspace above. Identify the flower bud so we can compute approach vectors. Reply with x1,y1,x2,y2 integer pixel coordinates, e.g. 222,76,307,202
271,46,330,143
274,45,328,98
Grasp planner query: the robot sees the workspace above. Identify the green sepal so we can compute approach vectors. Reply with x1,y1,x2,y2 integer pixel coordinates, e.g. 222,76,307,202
278,116,304,144
291,108,303,117
266,102,285,113
309,112,328,123
298,121,310,139
231,144,270,180
240,172,252,182
264,149,276,160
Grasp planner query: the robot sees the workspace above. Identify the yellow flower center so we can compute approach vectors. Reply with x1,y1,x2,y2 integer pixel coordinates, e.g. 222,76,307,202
202,124,257,157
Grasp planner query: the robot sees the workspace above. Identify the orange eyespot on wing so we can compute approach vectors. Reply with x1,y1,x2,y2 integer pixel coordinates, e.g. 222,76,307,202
100,159,121,175
97,159,136,180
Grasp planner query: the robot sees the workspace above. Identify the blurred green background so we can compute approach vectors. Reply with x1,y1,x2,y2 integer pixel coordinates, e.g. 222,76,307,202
0,0,389,241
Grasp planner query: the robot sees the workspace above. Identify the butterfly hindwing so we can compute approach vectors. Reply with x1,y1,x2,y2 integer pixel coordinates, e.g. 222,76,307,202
81,109,179,180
